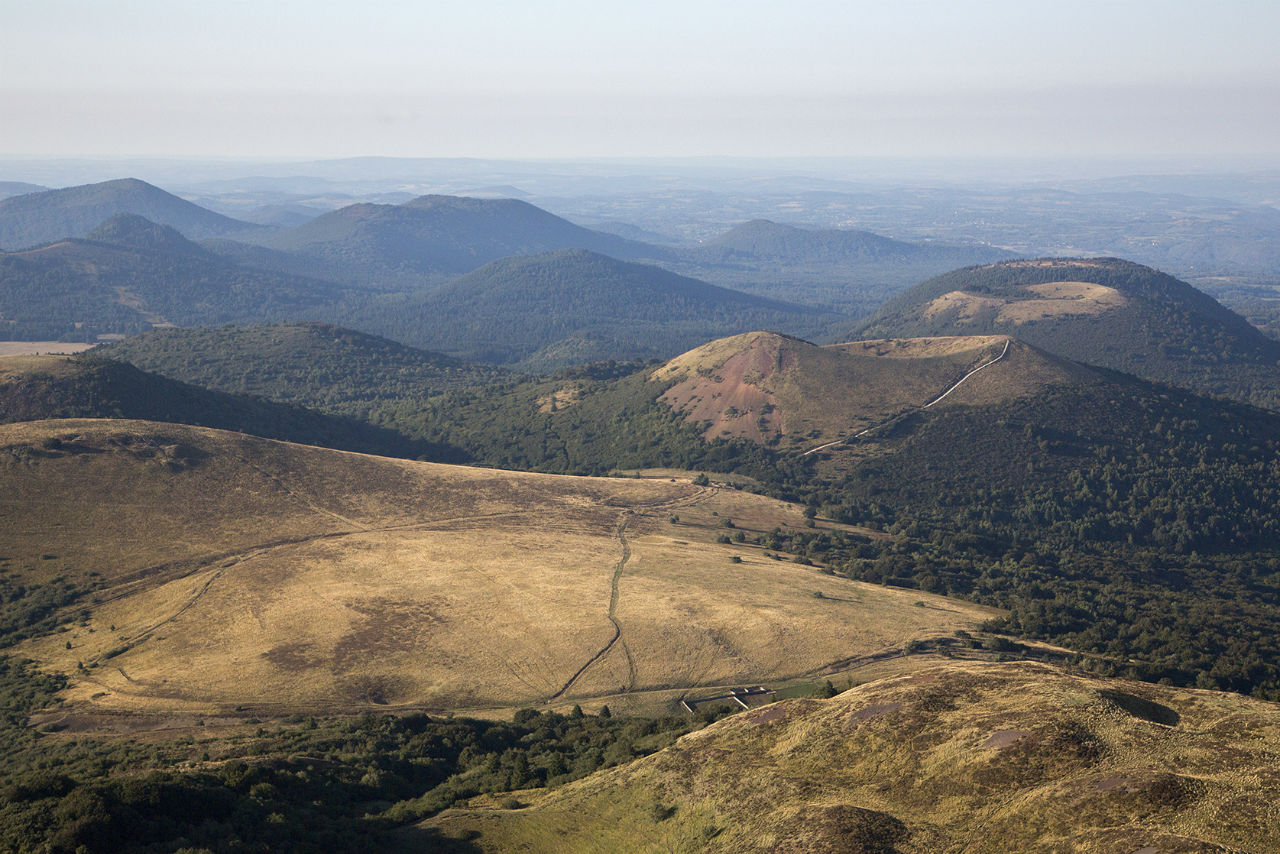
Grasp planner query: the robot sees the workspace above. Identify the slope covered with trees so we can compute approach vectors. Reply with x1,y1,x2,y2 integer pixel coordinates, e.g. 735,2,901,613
240,194,667,287
342,249,840,368
0,179,258,249
96,323,509,420
697,219,1009,268
855,257,1280,408
0,354,427,458
0,215,351,341
0,657,718,853
667,219,1013,315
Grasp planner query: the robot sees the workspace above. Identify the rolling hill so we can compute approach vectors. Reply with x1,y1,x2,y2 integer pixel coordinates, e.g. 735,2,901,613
428,658,1280,852
0,181,47,201
854,257,1280,409
95,322,510,417
347,328,1280,697
698,219,1010,268
240,194,668,287
1,418,993,716
670,219,1014,314
0,354,425,458
0,178,259,250
0,214,351,340
342,249,841,368
650,330,1096,450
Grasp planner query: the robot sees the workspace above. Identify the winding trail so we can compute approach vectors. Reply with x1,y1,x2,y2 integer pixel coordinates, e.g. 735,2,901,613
550,511,635,700
78,480,716,698
920,338,1010,410
802,338,1010,456
81,509,540,668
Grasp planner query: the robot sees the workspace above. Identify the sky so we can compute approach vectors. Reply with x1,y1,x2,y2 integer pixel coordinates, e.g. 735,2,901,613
3,0,1279,161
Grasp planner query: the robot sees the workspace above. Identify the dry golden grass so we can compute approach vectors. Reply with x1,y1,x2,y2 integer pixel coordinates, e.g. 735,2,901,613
0,353,86,380
998,281,1127,322
2,419,995,717
0,343,96,357
427,659,1280,852
923,282,1127,327
535,383,583,413
922,290,1008,322
834,335,1009,359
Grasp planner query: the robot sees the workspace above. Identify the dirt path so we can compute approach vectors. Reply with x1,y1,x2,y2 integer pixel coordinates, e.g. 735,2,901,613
920,338,1010,409
236,455,370,531
76,508,546,672
801,338,1010,456
550,511,635,700
90,509,538,612
75,483,712,699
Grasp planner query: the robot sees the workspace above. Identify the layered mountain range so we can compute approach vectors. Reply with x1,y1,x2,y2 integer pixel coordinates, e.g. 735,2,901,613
6,174,1280,851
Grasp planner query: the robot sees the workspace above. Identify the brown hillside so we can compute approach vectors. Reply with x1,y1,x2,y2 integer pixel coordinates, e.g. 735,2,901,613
922,280,1128,326
653,331,1097,450
2,419,995,717
428,658,1280,852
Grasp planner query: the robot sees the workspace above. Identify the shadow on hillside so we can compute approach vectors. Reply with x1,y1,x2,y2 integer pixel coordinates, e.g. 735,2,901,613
1099,689,1181,726
392,826,484,853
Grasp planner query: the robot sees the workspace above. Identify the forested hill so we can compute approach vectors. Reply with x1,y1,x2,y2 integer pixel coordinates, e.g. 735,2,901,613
666,220,1013,316
0,178,257,249
240,193,667,286
96,323,510,418
0,181,47,200
340,249,841,369
85,212,210,255
854,257,1280,409
0,215,350,341
0,354,431,458
697,219,1011,267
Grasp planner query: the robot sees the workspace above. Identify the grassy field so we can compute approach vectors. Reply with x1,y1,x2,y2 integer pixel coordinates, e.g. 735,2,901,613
427,658,1280,852
0,353,86,380
0,342,97,356
1,419,996,719
923,281,1128,326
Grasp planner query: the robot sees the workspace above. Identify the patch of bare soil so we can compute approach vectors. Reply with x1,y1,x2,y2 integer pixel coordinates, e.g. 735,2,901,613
996,281,1126,322
746,700,817,726
332,597,449,671
845,702,903,723
659,338,794,441
982,729,1030,749
923,291,1007,322
923,281,1126,326
536,385,582,413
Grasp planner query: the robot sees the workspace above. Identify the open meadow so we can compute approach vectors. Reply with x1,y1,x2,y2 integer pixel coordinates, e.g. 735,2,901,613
1,419,997,720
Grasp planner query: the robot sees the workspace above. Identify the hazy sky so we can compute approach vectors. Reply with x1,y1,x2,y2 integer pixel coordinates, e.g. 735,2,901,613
4,0,1278,160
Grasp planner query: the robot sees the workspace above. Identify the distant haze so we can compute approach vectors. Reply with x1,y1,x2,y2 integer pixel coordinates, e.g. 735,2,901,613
4,0,1279,160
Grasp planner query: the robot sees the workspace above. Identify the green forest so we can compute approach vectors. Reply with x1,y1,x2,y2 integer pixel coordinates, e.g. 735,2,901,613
0,657,747,853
